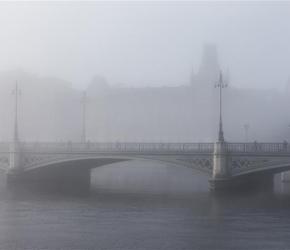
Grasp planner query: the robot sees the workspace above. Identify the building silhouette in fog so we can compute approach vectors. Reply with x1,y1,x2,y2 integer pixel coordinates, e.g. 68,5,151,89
191,44,220,89
0,45,289,143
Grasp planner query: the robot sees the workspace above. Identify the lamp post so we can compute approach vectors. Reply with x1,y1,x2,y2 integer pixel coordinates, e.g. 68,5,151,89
12,81,21,142
81,91,87,143
214,71,227,142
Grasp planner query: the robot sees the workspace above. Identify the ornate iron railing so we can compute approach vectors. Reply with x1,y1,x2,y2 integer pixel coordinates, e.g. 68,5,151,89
18,142,215,154
1,142,290,155
226,143,290,154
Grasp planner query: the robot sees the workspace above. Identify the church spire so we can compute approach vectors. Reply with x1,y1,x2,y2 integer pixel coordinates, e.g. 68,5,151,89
191,44,220,89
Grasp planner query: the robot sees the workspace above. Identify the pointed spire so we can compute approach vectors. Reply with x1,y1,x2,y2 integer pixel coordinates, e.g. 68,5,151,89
199,44,220,79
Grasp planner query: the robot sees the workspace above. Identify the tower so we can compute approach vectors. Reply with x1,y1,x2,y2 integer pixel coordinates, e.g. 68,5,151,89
191,44,220,89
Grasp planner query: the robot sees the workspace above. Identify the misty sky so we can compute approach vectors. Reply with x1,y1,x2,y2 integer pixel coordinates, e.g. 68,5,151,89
0,1,289,90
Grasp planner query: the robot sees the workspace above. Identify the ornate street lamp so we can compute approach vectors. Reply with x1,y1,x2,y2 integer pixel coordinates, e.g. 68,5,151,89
12,81,21,142
215,71,227,142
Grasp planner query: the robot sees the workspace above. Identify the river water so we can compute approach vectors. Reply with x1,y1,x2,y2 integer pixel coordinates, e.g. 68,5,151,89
0,160,290,250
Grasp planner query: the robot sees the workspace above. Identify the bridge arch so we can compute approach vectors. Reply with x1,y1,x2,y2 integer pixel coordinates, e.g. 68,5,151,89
7,155,211,193
22,154,212,175
234,162,290,178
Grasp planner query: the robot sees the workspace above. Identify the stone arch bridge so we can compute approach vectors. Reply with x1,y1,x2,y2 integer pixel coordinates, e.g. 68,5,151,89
2,141,290,191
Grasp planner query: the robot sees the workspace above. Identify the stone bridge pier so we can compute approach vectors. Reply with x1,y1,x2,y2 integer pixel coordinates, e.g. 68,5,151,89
209,142,231,190
5,142,90,193
210,142,275,192
7,163,91,194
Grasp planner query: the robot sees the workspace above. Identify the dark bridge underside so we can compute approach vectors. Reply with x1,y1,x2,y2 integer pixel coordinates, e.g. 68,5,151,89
211,164,290,192
7,156,209,193
211,174,275,192
7,158,131,193
234,163,290,177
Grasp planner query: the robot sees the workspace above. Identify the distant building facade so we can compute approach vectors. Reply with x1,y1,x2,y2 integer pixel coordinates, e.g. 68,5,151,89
0,46,289,143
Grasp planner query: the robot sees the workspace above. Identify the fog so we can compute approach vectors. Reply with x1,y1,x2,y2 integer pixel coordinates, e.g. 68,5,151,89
0,1,290,89
1,4,290,250
0,1,289,142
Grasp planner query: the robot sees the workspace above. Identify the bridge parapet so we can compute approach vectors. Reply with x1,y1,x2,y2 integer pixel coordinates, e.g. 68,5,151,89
226,142,290,155
5,142,288,155
1,142,290,155
17,142,215,154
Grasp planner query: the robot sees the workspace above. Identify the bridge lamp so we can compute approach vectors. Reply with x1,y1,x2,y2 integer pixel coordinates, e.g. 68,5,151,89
214,71,228,142
12,81,21,143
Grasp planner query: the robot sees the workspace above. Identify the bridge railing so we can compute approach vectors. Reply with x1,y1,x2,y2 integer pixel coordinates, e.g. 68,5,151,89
17,142,215,154
226,143,290,154
3,142,290,155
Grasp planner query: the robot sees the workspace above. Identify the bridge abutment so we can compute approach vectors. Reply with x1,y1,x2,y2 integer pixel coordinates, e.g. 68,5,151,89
6,165,91,194
8,142,23,174
209,142,275,192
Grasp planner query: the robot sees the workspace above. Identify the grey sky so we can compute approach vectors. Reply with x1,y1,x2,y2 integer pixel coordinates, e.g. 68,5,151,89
0,1,289,89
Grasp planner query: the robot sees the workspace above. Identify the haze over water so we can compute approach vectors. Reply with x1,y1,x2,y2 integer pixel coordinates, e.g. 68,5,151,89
0,1,290,250
0,161,289,250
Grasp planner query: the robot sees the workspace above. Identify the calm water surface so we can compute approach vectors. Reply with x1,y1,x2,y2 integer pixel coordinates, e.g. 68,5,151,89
0,161,290,250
